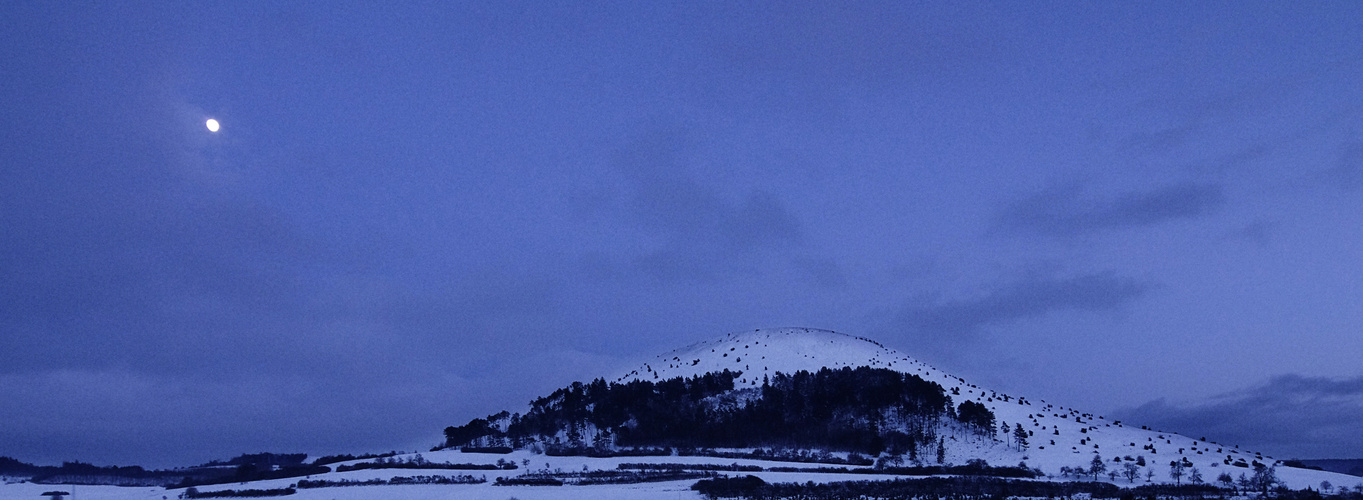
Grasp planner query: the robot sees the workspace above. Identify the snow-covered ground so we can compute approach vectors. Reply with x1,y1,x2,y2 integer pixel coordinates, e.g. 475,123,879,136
4,328,1358,499
4,447,1358,500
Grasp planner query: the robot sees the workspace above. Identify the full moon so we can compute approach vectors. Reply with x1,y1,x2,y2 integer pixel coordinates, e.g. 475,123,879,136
206,119,220,132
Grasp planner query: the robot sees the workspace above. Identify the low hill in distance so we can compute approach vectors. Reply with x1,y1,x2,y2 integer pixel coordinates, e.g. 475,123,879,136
1298,459,1363,478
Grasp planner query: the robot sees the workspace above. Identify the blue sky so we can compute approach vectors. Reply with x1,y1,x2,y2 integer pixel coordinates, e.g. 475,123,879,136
2,2,1361,467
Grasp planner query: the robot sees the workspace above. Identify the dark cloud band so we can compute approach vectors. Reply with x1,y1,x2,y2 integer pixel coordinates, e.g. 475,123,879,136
997,182,1226,236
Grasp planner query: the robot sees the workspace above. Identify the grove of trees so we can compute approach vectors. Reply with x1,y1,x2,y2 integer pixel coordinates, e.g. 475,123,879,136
443,367,978,456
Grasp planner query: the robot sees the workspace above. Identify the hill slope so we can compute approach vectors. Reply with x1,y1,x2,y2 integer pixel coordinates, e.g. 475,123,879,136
612,328,1348,489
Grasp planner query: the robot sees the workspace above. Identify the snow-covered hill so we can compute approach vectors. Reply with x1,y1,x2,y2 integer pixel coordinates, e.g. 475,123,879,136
2,328,1355,500
616,327,1353,490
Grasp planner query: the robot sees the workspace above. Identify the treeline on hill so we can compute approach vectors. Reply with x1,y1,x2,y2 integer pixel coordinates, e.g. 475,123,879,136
199,453,307,469
444,367,992,456
333,454,516,472
0,457,43,477
173,455,329,489
312,451,403,465
0,454,327,488
0,458,181,486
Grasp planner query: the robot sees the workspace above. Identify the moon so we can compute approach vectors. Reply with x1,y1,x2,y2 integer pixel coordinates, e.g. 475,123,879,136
206,119,220,132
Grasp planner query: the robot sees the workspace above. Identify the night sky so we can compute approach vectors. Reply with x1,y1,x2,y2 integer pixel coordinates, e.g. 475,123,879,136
2,2,1361,468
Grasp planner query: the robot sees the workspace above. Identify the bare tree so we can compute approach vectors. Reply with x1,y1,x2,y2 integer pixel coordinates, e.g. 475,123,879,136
1122,463,1141,483
1251,465,1278,495
1218,472,1234,492
1169,460,1186,485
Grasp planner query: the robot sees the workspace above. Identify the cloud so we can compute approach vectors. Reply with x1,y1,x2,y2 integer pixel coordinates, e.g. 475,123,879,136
594,129,804,281
1221,220,1277,247
1321,142,1363,191
632,181,801,251
893,272,1153,355
997,182,1226,236
1113,374,1363,459
615,134,802,251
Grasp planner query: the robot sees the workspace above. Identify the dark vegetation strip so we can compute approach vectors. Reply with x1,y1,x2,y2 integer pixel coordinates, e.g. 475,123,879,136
296,475,486,488
621,463,765,472
445,367,985,457
334,461,514,472
183,487,295,498
311,451,401,465
492,470,716,486
619,461,1036,478
173,465,331,489
676,448,876,466
544,446,672,457
691,475,1363,500
494,476,564,486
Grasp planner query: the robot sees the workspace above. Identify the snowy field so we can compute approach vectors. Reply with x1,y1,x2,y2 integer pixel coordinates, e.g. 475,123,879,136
0,479,704,500
4,448,1358,500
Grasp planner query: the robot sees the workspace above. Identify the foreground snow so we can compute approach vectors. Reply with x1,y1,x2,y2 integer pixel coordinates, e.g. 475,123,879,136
4,449,1359,500
0,479,699,500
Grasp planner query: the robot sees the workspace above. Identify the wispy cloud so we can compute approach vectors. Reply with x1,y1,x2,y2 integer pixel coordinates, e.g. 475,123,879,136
1321,142,1363,191
997,182,1225,236
592,129,805,282
1113,375,1363,459
614,132,802,251
1221,220,1277,247
894,272,1153,355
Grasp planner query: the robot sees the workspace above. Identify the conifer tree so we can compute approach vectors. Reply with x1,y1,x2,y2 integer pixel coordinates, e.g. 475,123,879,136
1012,423,1028,451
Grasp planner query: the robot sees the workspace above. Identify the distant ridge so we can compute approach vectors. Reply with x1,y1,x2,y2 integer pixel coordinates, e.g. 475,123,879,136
1299,459,1363,477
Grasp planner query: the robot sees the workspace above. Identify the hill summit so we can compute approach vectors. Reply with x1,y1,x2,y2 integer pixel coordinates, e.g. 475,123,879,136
615,327,932,388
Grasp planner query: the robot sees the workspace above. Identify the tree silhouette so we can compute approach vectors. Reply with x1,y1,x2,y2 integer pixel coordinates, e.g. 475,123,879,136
1089,454,1106,481
1250,464,1278,495
1168,460,1185,485
1217,472,1234,491
1008,424,1025,451
1121,463,1140,483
